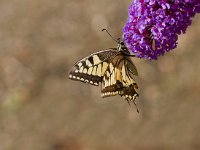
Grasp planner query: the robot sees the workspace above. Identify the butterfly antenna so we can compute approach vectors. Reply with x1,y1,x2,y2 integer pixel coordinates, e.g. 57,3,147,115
102,29,119,43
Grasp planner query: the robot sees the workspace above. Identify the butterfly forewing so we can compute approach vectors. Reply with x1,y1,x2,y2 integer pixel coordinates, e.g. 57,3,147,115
68,49,119,86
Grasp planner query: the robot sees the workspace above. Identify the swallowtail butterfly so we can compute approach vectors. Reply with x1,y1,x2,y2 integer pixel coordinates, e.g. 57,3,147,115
68,40,139,112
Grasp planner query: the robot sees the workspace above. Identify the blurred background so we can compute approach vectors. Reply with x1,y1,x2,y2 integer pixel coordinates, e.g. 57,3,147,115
0,0,200,150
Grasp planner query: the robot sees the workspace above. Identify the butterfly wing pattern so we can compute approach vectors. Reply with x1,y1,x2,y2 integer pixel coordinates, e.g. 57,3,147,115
68,42,139,109
101,55,138,100
69,49,119,86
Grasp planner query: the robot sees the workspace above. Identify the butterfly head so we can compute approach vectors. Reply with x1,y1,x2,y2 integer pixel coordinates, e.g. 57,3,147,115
117,41,128,52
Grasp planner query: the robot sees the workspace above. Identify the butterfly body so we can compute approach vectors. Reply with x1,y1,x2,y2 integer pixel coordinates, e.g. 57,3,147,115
68,42,139,105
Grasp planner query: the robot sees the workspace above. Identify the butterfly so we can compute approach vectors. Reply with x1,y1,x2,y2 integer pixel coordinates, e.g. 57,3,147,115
68,40,139,112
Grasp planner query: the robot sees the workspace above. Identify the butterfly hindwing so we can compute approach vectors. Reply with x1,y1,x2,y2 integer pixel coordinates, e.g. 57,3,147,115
101,54,138,101
68,49,119,86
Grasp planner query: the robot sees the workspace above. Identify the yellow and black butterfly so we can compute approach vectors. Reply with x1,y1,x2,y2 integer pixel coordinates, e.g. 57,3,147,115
68,37,139,112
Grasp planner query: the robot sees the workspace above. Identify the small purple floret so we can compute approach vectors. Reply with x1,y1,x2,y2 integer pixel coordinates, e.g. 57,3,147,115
123,0,200,59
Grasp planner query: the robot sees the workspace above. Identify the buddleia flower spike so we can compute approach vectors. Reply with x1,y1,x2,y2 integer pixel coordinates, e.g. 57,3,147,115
123,0,200,60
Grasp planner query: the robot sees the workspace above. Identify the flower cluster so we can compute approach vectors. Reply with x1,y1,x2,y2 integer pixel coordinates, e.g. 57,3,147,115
123,0,200,59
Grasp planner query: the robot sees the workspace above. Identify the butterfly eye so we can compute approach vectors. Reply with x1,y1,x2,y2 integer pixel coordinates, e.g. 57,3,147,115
120,42,124,45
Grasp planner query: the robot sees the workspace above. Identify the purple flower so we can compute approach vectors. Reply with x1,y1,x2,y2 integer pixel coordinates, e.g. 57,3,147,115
123,0,200,59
